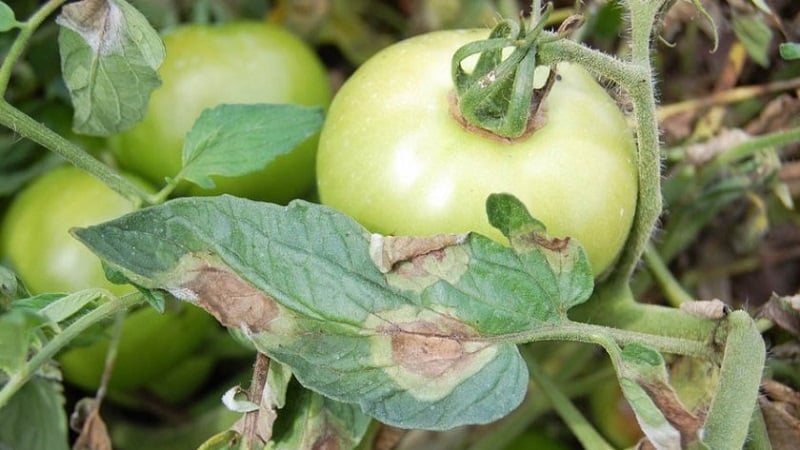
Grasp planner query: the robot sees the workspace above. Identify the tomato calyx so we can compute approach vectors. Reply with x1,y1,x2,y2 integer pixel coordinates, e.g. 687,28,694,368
451,3,557,140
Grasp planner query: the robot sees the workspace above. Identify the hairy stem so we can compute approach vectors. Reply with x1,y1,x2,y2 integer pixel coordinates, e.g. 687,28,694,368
0,0,67,94
0,101,152,203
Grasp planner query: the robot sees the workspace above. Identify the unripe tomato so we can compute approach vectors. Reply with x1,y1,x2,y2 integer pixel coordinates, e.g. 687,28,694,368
0,165,143,295
0,166,216,400
317,30,637,276
110,21,332,203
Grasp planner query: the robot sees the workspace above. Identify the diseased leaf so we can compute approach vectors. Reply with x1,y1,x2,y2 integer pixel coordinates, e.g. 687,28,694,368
0,377,70,450
74,196,590,429
269,384,370,450
180,104,324,189
56,0,165,135
486,193,594,315
618,344,705,450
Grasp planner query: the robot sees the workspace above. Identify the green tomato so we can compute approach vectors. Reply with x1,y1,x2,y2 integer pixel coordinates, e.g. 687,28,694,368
0,165,142,295
588,379,643,448
317,30,638,276
0,166,216,399
58,301,216,396
111,21,332,203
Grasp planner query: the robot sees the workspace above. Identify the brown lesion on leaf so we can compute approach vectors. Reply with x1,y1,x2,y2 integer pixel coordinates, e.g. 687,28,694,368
639,380,706,449
174,260,281,333
524,233,571,252
369,234,468,274
378,315,486,379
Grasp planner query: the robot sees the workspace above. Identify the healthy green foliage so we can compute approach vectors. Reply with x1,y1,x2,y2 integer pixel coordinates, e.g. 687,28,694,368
780,42,800,60
179,104,324,189
0,1,18,32
56,0,166,135
73,194,594,429
0,378,69,450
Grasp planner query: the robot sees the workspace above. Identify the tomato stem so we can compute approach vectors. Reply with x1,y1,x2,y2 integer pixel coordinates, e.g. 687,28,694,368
0,101,153,205
0,292,143,410
450,4,554,139
0,0,67,95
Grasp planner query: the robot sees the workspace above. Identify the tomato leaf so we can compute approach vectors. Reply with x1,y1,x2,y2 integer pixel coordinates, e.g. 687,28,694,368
269,385,370,450
0,1,19,32
617,344,706,449
73,195,591,429
731,11,773,68
0,377,70,450
56,0,165,136
486,193,594,315
179,104,324,190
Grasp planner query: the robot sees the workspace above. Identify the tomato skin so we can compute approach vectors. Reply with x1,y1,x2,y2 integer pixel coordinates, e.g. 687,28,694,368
110,21,332,203
0,165,143,295
317,30,638,276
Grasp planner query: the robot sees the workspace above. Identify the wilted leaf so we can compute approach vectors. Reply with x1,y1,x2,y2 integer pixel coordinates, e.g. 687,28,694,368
180,104,324,189
74,195,593,429
760,293,800,337
0,378,70,450
71,398,112,450
759,379,800,449
56,0,165,135
618,344,705,450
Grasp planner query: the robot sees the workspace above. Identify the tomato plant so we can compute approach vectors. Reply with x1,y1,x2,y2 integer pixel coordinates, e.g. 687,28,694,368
0,165,217,400
110,21,331,203
316,29,638,276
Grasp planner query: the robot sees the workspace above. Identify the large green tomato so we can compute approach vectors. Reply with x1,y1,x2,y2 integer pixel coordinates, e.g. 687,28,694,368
0,166,216,401
317,30,637,276
111,21,332,203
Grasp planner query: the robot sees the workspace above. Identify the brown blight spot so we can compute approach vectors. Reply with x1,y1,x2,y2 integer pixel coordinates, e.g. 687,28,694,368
369,233,467,274
167,255,281,333
367,307,497,401
385,319,478,379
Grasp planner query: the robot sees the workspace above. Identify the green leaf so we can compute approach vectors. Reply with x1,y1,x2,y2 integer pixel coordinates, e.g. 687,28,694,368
73,196,591,429
0,310,36,374
780,42,800,60
0,2,19,32
731,12,773,68
0,377,70,450
0,265,27,310
179,104,324,189
268,384,370,450
56,0,165,136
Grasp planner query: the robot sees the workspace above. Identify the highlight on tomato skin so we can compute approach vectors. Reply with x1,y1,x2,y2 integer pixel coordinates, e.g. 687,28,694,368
316,29,638,277
110,21,332,204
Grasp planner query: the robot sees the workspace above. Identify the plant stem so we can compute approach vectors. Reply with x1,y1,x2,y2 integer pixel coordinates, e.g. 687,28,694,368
466,366,616,450
0,293,144,409
528,358,615,450
498,320,713,359
642,242,694,307
0,0,67,94
702,310,766,449
0,100,152,203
